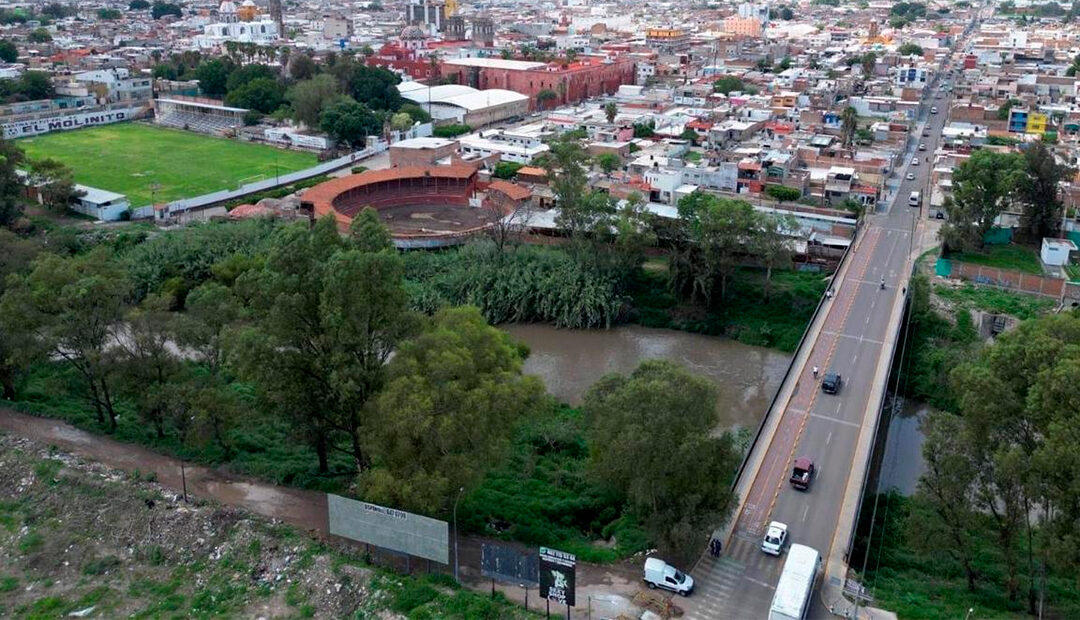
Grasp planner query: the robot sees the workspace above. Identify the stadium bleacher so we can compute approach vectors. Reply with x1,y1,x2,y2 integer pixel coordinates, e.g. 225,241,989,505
156,110,240,135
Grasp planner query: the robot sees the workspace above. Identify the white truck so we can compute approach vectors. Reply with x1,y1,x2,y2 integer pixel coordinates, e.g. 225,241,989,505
769,544,821,620
643,557,694,595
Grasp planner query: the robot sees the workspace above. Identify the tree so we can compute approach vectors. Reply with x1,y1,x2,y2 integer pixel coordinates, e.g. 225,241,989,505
129,0,150,8
752,213,795,301
399,103,431,124
671,192,760,305
27,28,52,44
348,207,392,253
1018,141,1068,242
114,295,184,439
0,40,17,63
712,76,747,95
536,89,557,109
152,63,178,80
287,74,340,128
780,6,794,19
432,123,471,138
997,98,1022,121
633,121,655,138
604,101,618,124
319,97,380,148
232,216,417,473
765,184,801,203
0,250,130,431
361,307,543,514
27,158,83,213
226,63,276,93
596,152,620,176
584,360,740,557
288,53,317,80
17,71,54,100
330,60,402,111
177,281,241,379
898,42,924,56
97,8,122,19
860,52,877,77
940,150,1025,252
492,161,524,180
194,59,231,97
390,111,413,132
150,2,182,19
225,77,284,114
0,230,40,399
840,106,857,148
0,138,27,228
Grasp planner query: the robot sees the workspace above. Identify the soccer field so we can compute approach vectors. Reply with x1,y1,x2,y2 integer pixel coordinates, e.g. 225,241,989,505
18,123,318,207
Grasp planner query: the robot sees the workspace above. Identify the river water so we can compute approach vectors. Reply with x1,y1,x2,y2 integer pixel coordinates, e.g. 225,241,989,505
501,324,790,432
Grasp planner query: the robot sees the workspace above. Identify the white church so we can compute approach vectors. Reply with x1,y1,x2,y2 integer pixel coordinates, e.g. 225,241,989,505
193,1,280,49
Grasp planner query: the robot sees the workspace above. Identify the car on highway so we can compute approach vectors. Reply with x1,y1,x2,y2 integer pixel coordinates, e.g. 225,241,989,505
918,143,927,151
930,106,938,114
911,157,919,166
821,372,843,394
643,558,694,595
790,457,815,491
906,172,915,181
762,521,788,556
922,129,930,137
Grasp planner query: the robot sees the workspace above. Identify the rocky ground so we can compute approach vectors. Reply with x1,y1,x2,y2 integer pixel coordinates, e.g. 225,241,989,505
0,432,534,619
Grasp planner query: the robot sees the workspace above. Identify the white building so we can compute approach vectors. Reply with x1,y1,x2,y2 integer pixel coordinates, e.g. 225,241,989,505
192,0,280,48
457,129,549,164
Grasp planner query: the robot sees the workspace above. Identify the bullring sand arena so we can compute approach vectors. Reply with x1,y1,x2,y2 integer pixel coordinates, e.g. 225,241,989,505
301,165,499,244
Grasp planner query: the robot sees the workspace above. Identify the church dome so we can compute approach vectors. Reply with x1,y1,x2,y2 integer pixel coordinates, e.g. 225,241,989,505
400,25,428,40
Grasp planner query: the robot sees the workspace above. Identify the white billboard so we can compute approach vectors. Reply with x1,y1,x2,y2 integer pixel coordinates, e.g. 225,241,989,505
3,107,143,139
327,494,449,564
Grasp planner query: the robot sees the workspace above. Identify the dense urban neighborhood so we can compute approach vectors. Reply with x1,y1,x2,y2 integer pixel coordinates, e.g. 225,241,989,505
2,0,1080,618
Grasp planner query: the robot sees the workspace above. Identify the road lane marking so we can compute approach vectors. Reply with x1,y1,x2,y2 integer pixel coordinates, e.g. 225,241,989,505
820,332,885,345
825,431,833,445
802,505,810,522
743,576,776,590
809,412,862,429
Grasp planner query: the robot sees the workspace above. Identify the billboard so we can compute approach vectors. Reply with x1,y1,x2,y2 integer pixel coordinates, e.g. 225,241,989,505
539,547,576,606
481,542,539,585
327,494,449,564
2,107,143,140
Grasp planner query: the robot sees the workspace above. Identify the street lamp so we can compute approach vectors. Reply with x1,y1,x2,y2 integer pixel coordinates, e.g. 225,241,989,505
965,607,975,620
453,486,465,582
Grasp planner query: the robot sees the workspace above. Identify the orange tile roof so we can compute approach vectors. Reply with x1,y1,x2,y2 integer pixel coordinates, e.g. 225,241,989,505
488,180,532,201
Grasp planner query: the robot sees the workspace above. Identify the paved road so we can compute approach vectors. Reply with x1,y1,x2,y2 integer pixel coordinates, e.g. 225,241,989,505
681,63,963,620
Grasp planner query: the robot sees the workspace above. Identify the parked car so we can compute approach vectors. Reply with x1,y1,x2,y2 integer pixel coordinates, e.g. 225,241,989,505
762,521,788,556
821,372,842,394
643,558,694,595
790,457,816,491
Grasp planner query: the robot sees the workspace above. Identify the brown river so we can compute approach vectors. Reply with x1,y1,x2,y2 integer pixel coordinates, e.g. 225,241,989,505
502,324,791,432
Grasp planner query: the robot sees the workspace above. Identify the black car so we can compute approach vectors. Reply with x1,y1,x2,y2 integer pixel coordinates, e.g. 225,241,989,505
821,372,842,394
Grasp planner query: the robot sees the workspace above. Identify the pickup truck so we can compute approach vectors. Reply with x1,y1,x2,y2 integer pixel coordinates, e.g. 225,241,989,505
790,457,815,491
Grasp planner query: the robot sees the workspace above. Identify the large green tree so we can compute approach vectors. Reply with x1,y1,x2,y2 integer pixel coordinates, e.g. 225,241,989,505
287,74,341,128
225,77,284,114
671,192,759,305
1018,141,1068,242
362,307,543,514
0,138,26,227
231,216,416,473
940,149,1025,252
319,97,380,148
584,360,740,557
0,250,130,430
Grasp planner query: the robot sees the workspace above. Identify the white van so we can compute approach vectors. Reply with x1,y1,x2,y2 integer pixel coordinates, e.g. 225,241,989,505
643,557,694,595
908,191,921,207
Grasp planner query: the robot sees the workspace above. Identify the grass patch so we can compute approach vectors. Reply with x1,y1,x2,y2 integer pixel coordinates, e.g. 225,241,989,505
366,573,537,620
18,123,316,206
1065,264,1080,282
0,576,17,592
933,283,1055,321
18,531,43,554
948,244,1043,276
459,404,650,564
629,266,826,352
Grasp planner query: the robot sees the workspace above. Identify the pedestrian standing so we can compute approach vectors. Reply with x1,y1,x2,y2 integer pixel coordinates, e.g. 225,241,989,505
812,366,819,379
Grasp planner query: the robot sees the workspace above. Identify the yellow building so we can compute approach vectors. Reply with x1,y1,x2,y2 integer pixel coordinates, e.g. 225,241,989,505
723,17,763,37
1026,112,1048,134
645,28,690,52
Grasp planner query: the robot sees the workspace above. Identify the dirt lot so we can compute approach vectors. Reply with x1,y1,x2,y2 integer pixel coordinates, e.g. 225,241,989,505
0,431,534,619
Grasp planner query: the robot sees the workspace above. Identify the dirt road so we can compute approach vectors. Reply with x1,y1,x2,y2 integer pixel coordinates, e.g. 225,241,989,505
0,408,652,617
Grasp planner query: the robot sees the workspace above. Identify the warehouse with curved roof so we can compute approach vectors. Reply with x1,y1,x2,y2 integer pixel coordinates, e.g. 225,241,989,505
397,82,529,128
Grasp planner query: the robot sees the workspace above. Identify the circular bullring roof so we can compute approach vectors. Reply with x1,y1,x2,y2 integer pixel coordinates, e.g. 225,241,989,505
302,165,507,247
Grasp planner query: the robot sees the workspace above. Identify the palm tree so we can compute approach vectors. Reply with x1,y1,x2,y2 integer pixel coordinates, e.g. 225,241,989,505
840,106,857,148
604,102,618,124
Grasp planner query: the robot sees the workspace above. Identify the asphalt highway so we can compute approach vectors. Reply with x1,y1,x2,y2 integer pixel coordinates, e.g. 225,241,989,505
682,68,960,620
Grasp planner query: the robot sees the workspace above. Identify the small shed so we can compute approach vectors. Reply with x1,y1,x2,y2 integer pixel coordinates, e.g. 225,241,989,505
72,185,130,221
1041,237,1077,267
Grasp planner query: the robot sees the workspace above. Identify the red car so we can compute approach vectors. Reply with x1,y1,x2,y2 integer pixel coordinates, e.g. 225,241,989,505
790,457,815,491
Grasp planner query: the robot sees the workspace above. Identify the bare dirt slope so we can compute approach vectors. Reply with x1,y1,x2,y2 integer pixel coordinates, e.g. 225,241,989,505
0,431,532,619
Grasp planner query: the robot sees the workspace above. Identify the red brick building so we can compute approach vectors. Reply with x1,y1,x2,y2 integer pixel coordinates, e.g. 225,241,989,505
440,56,636,111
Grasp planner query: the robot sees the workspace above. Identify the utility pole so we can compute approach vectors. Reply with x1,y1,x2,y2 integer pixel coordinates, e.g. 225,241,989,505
453,486,464,582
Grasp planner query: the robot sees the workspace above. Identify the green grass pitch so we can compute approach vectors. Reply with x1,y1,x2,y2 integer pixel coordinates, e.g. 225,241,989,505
18,123,318,207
